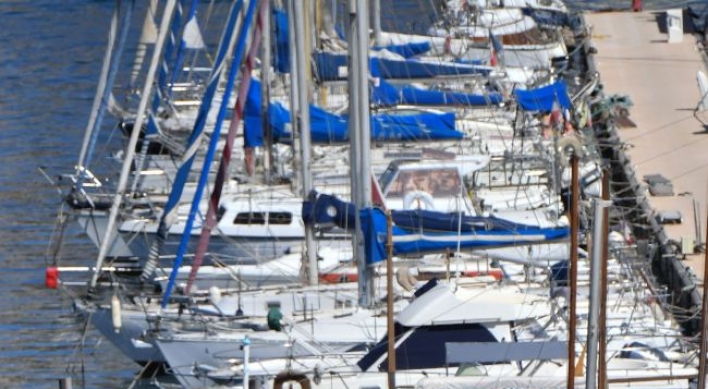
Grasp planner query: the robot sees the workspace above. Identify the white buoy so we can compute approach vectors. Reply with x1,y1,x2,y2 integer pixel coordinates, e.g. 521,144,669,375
111,294,122,334
209,286,222,305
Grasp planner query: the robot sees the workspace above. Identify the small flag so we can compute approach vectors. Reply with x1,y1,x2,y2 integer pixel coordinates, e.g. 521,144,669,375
489,30,503,66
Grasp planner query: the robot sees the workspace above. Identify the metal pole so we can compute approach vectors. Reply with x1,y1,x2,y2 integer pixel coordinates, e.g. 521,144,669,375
567,154,579,389
293,0,318,286
90,0,178,289
598,170,610,389
696,213,708,389
372,0,382,45
243,336,251,389
386,210,396,389
348,0,373,307
261,0,272,181
286,0,298,163
585,198,611,389
356,0,374,306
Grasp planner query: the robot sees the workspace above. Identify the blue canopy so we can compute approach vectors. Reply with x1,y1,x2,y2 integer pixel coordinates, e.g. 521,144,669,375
302,192,569,264
244,79,465,147
514,80,572,112
371,78,503,107
313,51,490,82
372,41,432,58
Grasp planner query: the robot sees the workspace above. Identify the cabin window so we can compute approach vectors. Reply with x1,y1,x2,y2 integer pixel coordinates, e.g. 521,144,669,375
216,205,226,222
386,168,461,198
268,212,292,225
234,212,266,225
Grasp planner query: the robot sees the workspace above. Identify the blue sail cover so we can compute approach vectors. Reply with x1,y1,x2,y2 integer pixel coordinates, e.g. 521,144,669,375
364,207,568,264
514,80,572,112
372,41,432,58
371,78,503,107
313,51,490,82
244,79,464,146
522,8,573,28
302,192,570,264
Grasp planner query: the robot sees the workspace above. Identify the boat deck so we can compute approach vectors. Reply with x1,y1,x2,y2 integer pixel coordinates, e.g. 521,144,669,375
586,9,708,282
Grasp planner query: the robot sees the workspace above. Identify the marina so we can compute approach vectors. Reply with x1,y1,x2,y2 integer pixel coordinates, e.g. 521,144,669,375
4,1,708,388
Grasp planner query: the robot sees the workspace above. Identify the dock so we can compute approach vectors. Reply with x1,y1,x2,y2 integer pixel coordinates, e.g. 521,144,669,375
586,9,708,285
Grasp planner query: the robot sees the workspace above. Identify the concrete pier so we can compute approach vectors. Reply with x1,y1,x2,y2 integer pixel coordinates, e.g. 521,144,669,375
586,10,708,282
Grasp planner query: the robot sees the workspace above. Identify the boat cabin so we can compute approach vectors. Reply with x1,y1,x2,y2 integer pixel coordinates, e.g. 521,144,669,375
378,155,490,214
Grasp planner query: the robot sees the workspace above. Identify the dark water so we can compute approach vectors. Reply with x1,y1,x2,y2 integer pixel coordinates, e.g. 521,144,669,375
0,0,697,388
0,1,139,389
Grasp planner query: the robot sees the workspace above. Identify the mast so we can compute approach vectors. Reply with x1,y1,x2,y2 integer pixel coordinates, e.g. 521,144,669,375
139,0,246,283
130,0,187,194
386,210,396,389
169,0,205,92
348,0,373,307
90,0,178,289
286,0,298,155
130,0,159,89
567,154,579,389
184,0,268,295
293,0,318,286
77,0,134,183
372,0,382,45
598,170,610,389
261,0,272,181
166,0,262,303
697,211,708,389
585,198,611,389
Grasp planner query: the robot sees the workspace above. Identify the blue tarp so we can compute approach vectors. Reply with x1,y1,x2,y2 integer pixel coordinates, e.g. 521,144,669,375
364,207,568,264
522,8,573,28
313,51,490,82
303,192,570,264
372,41,432,58
371,79,503,107
244,79,465,147
514,80,572,112
371,78,503,107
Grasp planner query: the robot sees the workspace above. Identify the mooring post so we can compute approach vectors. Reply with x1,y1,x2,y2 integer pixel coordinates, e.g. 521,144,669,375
58,377,72,389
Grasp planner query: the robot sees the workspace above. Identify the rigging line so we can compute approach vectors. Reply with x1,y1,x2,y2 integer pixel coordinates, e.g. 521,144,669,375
169,1,263,300
81,0,135,175
126,360,156,389
91,0,179,289
623,113,694,142
184,0,268,294
633,131,708,169
46,203,69,266
141,0,247,284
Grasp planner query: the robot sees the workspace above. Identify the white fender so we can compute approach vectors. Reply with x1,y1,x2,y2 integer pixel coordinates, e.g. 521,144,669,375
209,285,222,305
403,190,436,210
111,294,122,334
396,266,418,292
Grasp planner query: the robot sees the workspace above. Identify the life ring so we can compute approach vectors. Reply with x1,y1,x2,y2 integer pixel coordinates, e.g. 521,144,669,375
557,134,585,167
396,266,418,292
273,371,312,389
403,190,435,210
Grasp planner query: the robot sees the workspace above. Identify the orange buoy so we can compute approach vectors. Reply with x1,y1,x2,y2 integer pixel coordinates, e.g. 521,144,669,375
45,266,59,289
